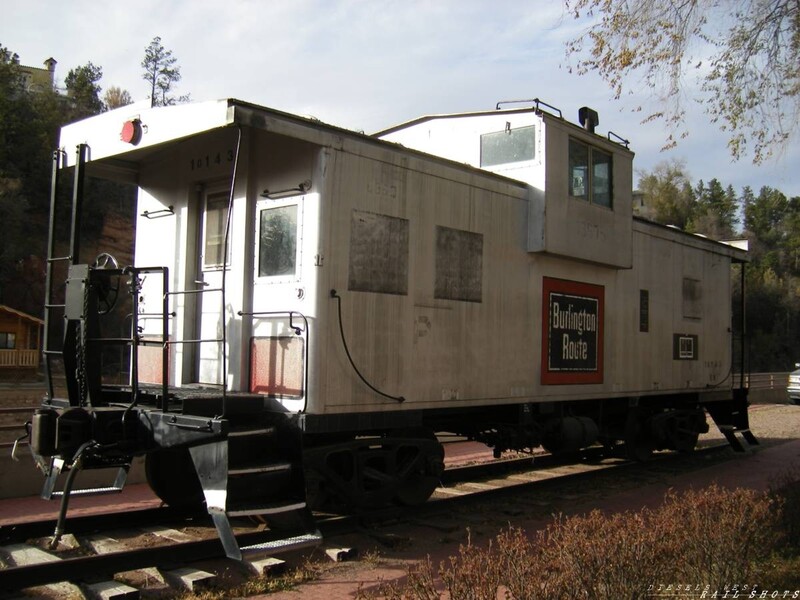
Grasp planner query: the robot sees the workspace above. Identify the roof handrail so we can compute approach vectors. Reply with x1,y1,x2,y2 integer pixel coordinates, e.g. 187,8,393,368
495,98,562,119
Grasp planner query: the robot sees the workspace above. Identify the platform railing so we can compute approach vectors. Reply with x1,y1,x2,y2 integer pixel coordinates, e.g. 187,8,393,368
732,372,791,390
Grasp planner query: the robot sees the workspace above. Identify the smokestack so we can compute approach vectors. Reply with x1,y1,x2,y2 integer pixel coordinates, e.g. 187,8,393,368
578,107,599,133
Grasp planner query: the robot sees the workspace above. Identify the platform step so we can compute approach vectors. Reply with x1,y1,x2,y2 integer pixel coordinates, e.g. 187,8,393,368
41,464,129,501
240,530,323,558
719,426,760,452
228,461,293,476
227,500,307,517
50,485,125,498
228,426,277,438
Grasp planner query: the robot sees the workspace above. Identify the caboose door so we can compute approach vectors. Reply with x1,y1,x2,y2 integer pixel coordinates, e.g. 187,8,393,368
196,188,230,386
250,194,309,411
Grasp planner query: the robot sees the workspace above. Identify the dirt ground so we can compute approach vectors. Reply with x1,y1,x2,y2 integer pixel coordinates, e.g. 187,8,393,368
0,383,45,446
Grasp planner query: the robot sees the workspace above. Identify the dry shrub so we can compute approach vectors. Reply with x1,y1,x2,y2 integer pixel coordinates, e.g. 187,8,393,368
495,526,562,600
542,508,674,600
358,484,782,599
660,485,779,589
770,465,800,548
439,532,502,600
357,556,440,600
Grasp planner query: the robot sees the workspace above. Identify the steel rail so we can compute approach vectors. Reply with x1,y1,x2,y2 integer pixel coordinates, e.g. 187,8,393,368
0,506,202,544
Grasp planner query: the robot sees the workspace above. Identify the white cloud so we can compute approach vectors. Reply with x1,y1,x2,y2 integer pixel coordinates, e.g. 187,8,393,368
2,0,797,196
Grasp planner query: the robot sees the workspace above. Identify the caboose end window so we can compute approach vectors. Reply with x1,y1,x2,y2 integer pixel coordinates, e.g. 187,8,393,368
480,125,535,167
258,205,298,278
203,192,231,268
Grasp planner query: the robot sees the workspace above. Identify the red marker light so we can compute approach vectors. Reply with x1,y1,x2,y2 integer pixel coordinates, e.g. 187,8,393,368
120,119,142,145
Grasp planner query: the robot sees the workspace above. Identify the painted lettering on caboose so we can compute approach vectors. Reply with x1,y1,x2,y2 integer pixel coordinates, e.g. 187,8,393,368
542,277,604,385
550,295,598,368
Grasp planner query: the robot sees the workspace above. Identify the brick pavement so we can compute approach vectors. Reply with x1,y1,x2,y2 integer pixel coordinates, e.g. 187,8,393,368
0,441,489,527
256,439,800,600
0,483,161,527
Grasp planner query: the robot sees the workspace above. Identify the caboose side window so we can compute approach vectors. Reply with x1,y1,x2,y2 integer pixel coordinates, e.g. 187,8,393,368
569,140,589,200
569,138,613,208
258,205,298,278
480,125,535,167
592,148,612,208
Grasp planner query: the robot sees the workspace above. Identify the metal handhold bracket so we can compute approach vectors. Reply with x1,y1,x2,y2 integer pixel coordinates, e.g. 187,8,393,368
141,206,175,219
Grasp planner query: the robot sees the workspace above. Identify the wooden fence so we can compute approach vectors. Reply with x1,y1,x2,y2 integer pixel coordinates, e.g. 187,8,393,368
0,349,40,368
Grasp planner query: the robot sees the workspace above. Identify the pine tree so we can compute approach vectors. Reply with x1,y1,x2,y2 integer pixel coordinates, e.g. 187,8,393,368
141,36,189,107
64,62,104,119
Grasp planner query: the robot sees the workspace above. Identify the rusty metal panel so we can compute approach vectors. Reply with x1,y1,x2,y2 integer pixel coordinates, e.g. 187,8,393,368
250,336,304,397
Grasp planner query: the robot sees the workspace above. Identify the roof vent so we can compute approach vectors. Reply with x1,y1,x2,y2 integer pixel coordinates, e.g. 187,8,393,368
578,107,599,133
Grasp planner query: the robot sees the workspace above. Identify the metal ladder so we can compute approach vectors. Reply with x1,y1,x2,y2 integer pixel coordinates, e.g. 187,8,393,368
187,405,321,560
37,145,133,499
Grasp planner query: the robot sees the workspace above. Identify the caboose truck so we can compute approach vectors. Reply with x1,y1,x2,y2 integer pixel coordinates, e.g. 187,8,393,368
24,98,755,560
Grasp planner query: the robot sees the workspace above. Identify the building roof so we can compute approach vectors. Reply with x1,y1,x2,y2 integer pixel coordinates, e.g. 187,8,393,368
0,305,44,325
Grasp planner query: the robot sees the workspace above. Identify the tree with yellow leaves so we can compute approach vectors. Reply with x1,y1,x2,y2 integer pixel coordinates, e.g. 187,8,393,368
565,0,799,164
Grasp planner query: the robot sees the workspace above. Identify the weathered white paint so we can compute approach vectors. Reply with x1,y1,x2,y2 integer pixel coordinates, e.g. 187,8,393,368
62,99,746,418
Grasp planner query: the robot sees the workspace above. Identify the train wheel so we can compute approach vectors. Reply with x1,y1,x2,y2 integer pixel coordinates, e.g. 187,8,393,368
394,428,444,506
672,430,700,453
624,413,655,462
599,437,622,458
145,448,206,510
303,431,444,510
668,409,704,452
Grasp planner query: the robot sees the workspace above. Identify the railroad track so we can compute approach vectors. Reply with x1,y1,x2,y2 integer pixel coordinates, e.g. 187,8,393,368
0,442,734,596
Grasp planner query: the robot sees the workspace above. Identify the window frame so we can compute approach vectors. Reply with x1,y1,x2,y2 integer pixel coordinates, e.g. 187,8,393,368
254,196,304,285
480,125,536,168
0,332,15,349
568,137,614,209
202,191,233,270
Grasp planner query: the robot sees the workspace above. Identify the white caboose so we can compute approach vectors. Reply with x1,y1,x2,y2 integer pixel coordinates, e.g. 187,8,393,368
31,98,754,559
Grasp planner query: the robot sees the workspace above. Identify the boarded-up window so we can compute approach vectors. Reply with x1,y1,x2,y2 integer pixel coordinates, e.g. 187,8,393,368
682,278,702,319
435,226,483,303
639,289,649,332
348,210,409,295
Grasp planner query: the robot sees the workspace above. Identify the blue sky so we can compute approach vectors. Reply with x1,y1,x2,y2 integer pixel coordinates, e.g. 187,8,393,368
3,0,798,197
